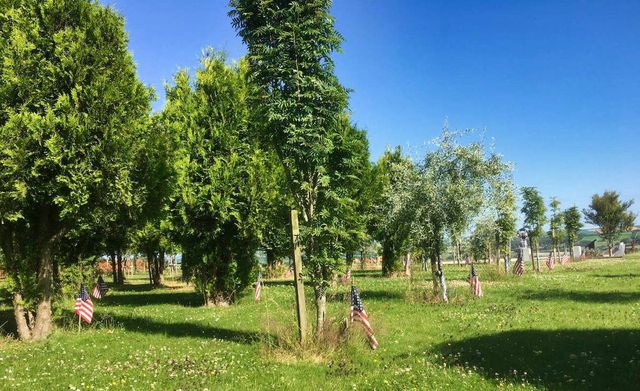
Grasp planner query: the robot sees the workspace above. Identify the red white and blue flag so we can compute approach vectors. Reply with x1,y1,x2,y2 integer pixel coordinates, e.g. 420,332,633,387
254,273,261,301
513,258,524,276
74,283,93,324
92,275,108,299
546,252,555,270
561,252,570,265
350,286,379,350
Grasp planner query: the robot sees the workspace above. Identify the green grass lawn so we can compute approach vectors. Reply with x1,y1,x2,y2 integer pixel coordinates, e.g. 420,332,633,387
1,256,640,390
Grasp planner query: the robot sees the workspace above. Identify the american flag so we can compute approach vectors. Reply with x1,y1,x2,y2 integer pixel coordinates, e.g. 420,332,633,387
254,273,261,301
92,275,108,299
513,258,524,276
74,283,93,324
546,252,555,270
350,286,379,350
561,253,570,265
468,264,483,297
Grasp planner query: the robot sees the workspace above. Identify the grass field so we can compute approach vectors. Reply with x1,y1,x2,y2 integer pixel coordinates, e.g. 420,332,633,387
1,256,639,390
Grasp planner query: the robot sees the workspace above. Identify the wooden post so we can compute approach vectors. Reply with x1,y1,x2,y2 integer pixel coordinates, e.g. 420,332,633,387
290,210,307,344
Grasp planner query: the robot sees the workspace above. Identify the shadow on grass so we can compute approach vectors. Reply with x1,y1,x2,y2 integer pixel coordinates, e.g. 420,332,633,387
327,289,405,303
0,308,16,337
105,314,269,344
435,329,640,390
593,273,640,279
519,289,640,303
104,290,203,307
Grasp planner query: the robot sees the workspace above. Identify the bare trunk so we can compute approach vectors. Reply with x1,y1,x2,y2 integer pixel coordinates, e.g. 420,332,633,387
430,255,439,293
496,247,501,272
436,254,448,302
116,251,124,284
147,253,154,285
13,292,32,341
31,243,53,340
110,251,117,284
404,252,411,276
314,286,326,337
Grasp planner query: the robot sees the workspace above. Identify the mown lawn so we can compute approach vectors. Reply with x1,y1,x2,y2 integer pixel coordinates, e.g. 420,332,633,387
1,255,640,390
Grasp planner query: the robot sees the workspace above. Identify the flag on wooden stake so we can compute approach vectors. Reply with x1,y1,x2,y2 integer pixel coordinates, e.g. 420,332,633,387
350,286,379,350
254,273,261,301
74,283,93,324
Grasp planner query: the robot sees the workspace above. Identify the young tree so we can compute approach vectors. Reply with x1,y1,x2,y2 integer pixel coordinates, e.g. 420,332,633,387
0,0,151,340
231,0,356,334
563,206,583,257
492,179,517,272
388,130,510,301
548,198,565,260
372,147,415,276
583,191,636,256
520,187,547,271
163,52,272,306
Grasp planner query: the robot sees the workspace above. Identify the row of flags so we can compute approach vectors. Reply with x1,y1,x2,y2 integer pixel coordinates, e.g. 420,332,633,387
74,276,109,325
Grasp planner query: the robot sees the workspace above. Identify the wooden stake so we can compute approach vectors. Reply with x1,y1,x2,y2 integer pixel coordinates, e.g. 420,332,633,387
290,210,307,344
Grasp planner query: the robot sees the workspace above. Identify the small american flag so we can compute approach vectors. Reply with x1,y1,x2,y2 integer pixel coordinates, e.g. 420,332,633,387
254,273,261,301
350,286,379,350
92,275,108,299
546,252,555,270
468,264,483,297
513,258,524,276
561,252,570,265
74,283,93,324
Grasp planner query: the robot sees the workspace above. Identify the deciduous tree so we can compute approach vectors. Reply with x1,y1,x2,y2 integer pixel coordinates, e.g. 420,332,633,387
583,191,636,256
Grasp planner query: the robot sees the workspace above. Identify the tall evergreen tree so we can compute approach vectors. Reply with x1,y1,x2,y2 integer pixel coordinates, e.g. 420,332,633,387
163,52,272,306
0,0,151,340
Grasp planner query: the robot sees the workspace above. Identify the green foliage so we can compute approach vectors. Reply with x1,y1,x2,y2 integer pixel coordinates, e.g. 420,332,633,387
0,0,151,339
492,178,517,255
583,191,636,254
231,0,363,331
371,147,414,275
163,51,271,305
548,197,565,252
520,186,547,250
563,206,583,251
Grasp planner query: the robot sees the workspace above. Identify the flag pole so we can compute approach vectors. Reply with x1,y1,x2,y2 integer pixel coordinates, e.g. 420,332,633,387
78,312,81,332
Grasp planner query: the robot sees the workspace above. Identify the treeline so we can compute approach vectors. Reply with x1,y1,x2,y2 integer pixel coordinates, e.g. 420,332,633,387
0,0,636,342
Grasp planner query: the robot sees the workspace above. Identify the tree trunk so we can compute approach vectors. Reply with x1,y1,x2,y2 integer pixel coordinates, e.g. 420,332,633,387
436,254,448,303
116,251,124,284
496,247,501,272
314,285,326,337
147,253,154,285
535,242,541,271
110,251,117,284
530,241,536,271
430,255,439,293
31,243,53,340
404,252,411,276
346,251,354,273
266,249,276,269
13,292,32,341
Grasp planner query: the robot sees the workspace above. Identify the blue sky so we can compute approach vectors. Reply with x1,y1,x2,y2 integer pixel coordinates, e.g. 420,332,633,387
101,0,639,222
